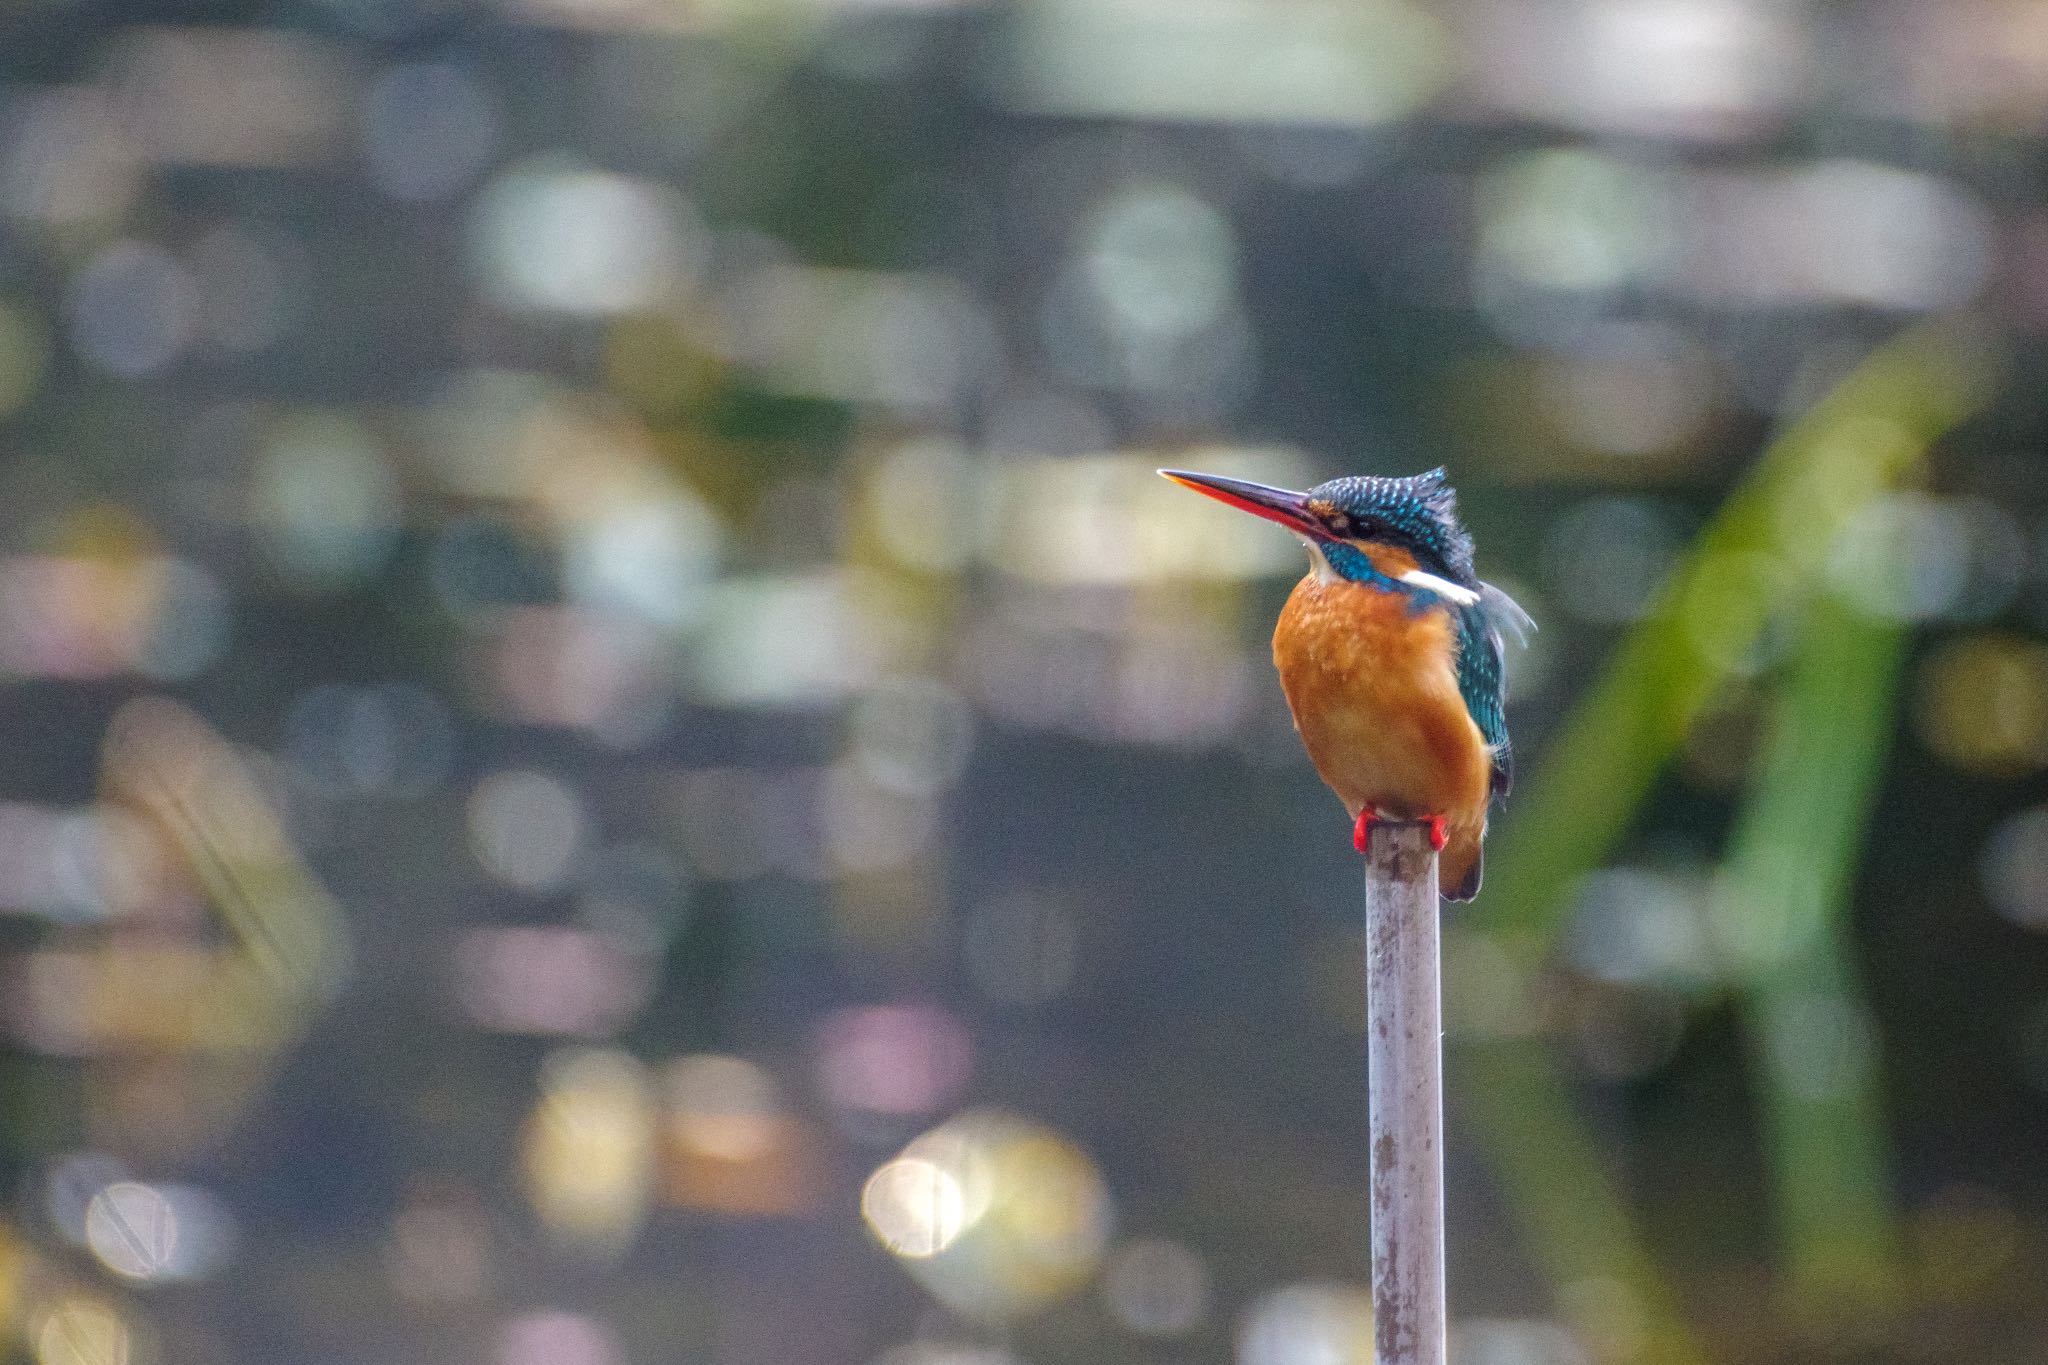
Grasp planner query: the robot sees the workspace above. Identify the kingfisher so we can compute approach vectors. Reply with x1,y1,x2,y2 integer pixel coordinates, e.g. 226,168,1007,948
1160,467,1531,900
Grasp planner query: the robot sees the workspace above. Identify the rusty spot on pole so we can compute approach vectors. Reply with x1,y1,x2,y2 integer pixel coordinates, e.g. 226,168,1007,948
1378,1261,1408,1357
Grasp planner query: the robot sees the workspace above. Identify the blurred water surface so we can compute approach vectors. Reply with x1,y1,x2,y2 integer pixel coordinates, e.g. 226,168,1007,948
1,1,2047,1362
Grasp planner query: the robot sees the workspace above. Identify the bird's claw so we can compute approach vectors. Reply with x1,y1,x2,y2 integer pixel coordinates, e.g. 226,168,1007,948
1354,808,1448,853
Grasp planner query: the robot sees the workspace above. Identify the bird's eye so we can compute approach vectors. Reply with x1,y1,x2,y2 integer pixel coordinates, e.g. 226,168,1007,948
1353,516,1384,538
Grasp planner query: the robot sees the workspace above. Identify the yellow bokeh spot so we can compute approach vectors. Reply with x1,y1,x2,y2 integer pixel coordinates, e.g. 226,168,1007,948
34,1295,130,1365
1915,634,2048,775
520,1048,655,1253
865,1110,1111,1321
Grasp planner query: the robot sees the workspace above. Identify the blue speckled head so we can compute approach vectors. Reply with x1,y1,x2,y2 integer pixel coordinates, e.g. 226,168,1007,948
1304,468,1475,585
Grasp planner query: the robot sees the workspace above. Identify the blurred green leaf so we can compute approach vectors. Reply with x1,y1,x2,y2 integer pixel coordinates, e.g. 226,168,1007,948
1452,318,2001,1360
1483,319,1998,961
1722,589,1907,1312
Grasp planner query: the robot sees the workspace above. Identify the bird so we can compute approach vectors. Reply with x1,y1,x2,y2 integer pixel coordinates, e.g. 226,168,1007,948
1159,466,1531,900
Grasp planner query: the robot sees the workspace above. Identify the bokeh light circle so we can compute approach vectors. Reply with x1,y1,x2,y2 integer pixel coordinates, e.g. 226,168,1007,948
467,769,588,890
863,1157,970,1259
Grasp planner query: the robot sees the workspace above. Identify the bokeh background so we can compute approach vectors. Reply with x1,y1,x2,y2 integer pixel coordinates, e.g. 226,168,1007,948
1,1,2047,1362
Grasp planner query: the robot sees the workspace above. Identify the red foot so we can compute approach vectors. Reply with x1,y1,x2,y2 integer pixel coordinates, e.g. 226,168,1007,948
1352,808,1449,853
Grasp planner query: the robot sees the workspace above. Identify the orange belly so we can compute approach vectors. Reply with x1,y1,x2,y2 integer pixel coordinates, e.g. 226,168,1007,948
1272,571,1492,894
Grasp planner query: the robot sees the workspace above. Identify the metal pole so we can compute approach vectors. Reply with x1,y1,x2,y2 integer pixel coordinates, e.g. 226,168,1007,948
1365,820,1446,1365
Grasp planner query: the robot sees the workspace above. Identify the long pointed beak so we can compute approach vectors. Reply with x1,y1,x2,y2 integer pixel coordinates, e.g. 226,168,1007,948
1158,469,1322,537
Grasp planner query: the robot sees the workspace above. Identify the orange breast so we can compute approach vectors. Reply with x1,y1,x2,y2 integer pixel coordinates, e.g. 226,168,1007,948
1271,570,1491,847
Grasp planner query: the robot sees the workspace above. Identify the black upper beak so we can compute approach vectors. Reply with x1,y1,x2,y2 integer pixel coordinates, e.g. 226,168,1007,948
1158,469,1323,538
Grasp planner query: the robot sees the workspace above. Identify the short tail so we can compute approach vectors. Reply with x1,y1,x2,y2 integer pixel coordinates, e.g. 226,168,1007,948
1441,835,1483,902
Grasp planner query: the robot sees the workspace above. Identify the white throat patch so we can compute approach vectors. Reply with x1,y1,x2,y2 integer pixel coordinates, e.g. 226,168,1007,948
1297,535,1340,585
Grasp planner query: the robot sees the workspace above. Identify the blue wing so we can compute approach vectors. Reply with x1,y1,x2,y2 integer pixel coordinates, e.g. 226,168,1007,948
1455,582,1532,803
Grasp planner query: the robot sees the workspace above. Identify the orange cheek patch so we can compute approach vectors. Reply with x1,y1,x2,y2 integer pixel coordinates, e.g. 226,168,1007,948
1361,542,1421,579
